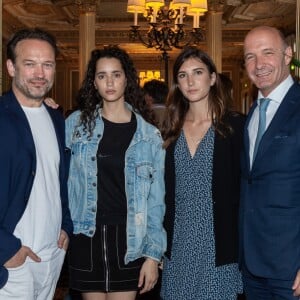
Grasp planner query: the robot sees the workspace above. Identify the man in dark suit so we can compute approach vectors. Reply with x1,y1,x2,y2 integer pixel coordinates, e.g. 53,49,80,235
240,25,300,299
0,28,72,299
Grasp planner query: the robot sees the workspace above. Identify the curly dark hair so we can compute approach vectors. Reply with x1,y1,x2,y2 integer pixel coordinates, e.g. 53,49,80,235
77,45,154,137
161,46,232,148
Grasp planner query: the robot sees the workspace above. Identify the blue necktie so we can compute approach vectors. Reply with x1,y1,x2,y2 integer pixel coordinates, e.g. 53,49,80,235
253,98,270,159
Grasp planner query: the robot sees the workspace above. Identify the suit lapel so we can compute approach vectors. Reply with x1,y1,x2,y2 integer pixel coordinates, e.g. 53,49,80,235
5,91,36,156
4,91,64,166
244,100,257,173
253,82,300,166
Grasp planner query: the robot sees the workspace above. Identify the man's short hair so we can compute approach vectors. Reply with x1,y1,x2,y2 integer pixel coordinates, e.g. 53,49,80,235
7,28,58,63
143,79,169,104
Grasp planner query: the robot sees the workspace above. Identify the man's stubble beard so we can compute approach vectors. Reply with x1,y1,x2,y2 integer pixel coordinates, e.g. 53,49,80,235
14,77,53,102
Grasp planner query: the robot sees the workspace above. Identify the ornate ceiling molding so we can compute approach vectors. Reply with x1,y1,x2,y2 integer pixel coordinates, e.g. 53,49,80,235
75,0,96,13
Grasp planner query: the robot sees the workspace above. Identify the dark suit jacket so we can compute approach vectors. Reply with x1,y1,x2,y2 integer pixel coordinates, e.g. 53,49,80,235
164,112,245,266
0,90,73,288
240,81,300,280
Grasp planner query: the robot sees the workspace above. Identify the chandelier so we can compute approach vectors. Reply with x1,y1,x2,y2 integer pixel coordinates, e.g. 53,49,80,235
127,0,208,52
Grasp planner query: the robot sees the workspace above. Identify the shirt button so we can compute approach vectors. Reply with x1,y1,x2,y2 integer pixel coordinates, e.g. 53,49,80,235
92,182,96,187
91,156,96,161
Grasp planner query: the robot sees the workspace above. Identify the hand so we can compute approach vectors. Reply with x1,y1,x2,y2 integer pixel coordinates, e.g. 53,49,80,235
44,97,59,109
292,269,300,296
57,230,69,251
138,258,159,294
4,246,40,268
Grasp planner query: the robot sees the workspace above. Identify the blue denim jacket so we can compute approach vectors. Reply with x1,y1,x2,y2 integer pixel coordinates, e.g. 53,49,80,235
66,105,166,263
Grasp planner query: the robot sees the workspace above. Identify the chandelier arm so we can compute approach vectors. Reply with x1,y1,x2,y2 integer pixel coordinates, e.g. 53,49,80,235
173,24,186,48
148,24,162,49
189,27,206,45
127,2,207,54
173,27,206,49
154,27,166,50
168,8,180,21
129,25,155,48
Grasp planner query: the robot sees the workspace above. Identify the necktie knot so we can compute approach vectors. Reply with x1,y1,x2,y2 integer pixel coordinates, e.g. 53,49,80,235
259,97,270,112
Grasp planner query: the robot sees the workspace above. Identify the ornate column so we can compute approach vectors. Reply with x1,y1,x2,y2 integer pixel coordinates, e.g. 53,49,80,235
206,3,223,72
76,0,96,85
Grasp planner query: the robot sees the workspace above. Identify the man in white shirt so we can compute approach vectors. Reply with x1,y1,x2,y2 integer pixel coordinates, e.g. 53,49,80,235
0,28,73,299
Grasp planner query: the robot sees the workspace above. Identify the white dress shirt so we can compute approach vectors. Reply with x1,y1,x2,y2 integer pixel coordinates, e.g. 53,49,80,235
248,75,294,167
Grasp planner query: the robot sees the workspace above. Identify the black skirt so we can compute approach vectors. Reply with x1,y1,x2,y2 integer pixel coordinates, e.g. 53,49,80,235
68,224,144,292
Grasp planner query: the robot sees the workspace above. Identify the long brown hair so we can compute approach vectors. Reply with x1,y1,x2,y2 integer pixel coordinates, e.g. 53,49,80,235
161,47,232,148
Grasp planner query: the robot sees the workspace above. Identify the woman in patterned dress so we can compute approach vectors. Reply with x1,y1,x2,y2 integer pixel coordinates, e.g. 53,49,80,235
160,47,245,300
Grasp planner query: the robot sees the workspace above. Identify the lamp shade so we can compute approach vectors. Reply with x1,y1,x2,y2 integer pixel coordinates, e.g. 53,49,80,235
145,0,164,9
187,0,207,13
127,0,145,12
172,0,191,8
128,0,145,5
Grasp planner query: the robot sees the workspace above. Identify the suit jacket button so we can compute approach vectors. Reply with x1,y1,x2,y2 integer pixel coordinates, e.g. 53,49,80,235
32,171,35,176
248,178,252,184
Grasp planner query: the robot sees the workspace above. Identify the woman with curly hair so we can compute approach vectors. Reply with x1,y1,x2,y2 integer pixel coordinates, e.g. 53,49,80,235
65,46,166,300
160,47,245,299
